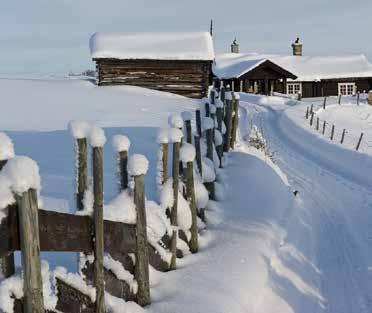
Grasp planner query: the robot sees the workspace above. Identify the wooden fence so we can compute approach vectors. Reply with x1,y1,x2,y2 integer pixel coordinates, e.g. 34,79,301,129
0,82,240,313
305,103,367,151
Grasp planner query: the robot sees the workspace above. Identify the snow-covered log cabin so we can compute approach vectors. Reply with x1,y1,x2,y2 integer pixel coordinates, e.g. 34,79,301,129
90,32,214,99
214,38,372,98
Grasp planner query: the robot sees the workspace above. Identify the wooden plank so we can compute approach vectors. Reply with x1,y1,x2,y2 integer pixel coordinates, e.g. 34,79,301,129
0,209,136,256
16,189,44,313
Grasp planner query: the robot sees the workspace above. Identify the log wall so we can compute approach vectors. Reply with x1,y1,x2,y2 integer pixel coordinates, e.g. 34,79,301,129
94,59,213,99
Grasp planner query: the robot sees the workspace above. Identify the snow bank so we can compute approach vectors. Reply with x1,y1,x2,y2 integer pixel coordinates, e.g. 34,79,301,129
128,154,149,176
104,190,136,224
0,275,23,313
168,128,183,143
168,113,183,129
180,143,196,163
0,133,15,161
89,126,106,147
156,128,169,144
68,120,91,139
112,135,131,152
105,292,144,313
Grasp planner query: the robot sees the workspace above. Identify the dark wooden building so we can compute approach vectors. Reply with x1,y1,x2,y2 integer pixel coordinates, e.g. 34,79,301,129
214,39,372,98
90,32,214,99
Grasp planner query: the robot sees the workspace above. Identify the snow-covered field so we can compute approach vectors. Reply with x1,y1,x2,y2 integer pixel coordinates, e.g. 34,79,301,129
0,78,371,313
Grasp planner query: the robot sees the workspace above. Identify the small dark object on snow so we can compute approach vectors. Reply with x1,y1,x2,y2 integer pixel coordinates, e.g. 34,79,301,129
293,190,299,196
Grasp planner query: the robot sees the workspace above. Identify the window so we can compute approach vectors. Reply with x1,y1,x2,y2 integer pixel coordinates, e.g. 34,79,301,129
287,83,302,95
338,83,356,96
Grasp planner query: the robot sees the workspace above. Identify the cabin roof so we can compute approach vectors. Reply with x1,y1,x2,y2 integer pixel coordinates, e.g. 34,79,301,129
215,53,372,81
90,32,215,61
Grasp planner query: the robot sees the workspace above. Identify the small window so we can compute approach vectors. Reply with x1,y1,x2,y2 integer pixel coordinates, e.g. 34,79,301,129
338,83,355,96
287,83,302,95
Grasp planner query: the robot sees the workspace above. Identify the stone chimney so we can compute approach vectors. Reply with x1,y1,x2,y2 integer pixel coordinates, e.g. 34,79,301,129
292,37,303,56
231,38,239,53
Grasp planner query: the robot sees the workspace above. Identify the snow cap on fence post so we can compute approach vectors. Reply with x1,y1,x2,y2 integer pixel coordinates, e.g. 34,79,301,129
156,128,169,144
112,135,131,152
203,117,214,130
0,133,15,161
181,111,193,122
89,126,106,147
180,143,196,164
68,120,91,139
2,156,41,195
128,154,149,177
168,128,183,143
168,113,183,129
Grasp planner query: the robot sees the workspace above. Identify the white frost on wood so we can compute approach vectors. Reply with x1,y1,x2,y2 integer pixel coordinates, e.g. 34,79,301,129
180,143,196,163
0,133,15,161
54,266,96,302
104,190,136,224
68,120,91,139
89,125,107,147
168,113,183,129
0,275,23,313
76,189,94,216
112,135,131,152
128,154,149,176
103,254,138,294
168,128,183,143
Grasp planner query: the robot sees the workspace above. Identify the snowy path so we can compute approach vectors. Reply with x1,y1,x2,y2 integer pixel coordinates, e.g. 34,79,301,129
239,99,372,313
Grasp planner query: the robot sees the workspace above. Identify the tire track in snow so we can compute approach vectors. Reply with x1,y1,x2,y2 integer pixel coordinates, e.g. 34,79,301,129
239,101,372,313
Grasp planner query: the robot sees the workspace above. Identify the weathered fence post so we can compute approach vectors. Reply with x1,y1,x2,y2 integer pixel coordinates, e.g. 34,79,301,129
169,128,183,270
90,127,106,313
322,120,326,135
180,144,198,253
357,91,360,106
69,121,90,212
157,129,169,185
16,188,45,313
316,117,319,131
194,135,202,176
196,110,202,137
112,135,131,191
204,117,216,200
128,155,151,306
338,94,342,105
182,111,193,144
341,129,346,144
310,112,314,126
230,94,239,149
223,91,233,152
310,103,314,114
0,133,15,278
330,124,335,140
205,101,211,117
210,89,216,105
323,97,327,109
356,132,364,151
216,100,224,132
305,107,309,119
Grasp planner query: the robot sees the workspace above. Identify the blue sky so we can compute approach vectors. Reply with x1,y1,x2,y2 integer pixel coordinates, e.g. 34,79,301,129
1,0,372,75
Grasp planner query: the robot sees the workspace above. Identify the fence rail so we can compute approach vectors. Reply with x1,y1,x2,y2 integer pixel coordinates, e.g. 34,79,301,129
0,82,240,313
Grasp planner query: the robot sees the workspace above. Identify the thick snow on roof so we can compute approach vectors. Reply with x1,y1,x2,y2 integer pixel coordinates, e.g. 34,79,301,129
213,54,267,79
215,53,372,81
90,32,214,61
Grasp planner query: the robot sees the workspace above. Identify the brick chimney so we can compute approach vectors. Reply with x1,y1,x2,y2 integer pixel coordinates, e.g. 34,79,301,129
292,37,302,56
231,38,239,53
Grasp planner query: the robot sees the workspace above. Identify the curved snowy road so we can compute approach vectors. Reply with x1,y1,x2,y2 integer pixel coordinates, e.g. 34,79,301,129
239,99,372,313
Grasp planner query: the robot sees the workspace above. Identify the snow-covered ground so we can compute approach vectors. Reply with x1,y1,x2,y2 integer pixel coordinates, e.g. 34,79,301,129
1,78,371,313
